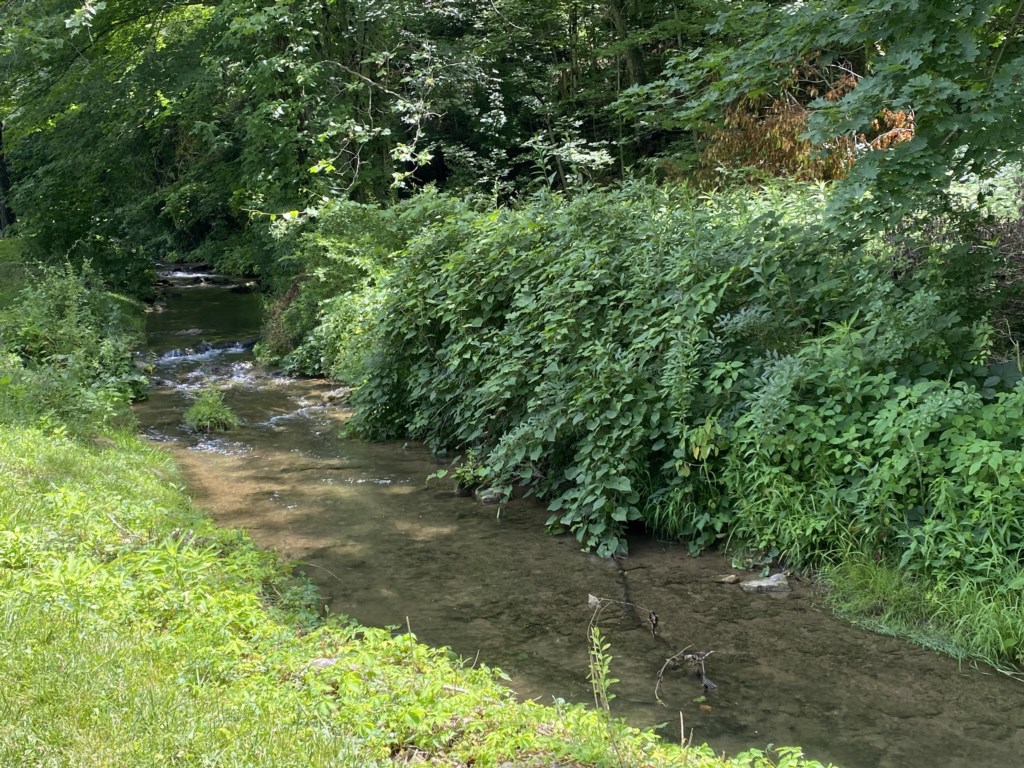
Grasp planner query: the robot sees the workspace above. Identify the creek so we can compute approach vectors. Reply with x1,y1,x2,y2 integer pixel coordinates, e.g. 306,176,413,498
133,270,1024,768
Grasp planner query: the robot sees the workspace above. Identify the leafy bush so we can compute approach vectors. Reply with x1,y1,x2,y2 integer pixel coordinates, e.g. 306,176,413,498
258,190,478,379
285,179,1024,664
183,389,241,432
729,361,1024,665
0,260,147,428
346,181,985,557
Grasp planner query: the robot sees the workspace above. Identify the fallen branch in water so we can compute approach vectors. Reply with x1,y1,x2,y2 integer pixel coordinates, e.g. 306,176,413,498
587,594,717,707
587,593,659,637
655,648,716,705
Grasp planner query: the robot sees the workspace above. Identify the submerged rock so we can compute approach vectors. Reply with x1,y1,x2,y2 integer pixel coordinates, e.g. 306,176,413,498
321,387,352,404
475,487,503,505
739,572,790,594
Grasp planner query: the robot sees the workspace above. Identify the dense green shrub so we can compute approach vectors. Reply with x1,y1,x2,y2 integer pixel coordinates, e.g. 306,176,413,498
346,182,984,556
0,261,147,428
729,357,1024,664
258,190,479,379
286,179,1024,663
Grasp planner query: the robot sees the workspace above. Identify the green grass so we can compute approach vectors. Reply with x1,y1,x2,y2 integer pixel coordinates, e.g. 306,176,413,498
0,423,832,768
822,556,1024,676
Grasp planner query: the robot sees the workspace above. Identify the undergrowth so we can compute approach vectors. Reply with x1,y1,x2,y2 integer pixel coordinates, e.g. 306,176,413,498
0,236,829,767
272,178,1024,668
0,260,147,430
0,237,27,307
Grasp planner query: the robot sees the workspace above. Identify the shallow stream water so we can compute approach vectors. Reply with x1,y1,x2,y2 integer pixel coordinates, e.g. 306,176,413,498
134,271,1024,768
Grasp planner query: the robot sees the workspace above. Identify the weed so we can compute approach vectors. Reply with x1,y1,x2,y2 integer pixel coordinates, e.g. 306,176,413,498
587,626,618,714
428,447,490,494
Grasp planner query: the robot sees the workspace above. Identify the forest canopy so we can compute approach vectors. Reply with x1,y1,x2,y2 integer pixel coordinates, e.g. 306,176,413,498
2,0,1021,282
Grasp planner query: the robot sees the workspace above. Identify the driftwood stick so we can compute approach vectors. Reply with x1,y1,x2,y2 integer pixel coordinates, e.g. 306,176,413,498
655,645,692,704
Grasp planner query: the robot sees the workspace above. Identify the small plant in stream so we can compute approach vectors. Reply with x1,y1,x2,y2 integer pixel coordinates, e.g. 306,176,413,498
587,625,618,715
183,389,241,432
428,448,491,495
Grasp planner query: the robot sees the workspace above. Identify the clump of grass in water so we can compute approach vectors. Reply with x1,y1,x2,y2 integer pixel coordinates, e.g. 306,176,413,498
184,389,240,432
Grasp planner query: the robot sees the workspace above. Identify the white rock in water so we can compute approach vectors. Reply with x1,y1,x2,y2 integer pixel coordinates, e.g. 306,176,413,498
475,488,503,504
739,572,791,593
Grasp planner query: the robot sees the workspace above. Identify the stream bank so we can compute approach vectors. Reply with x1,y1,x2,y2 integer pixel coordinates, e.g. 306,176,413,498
134,270,1024,768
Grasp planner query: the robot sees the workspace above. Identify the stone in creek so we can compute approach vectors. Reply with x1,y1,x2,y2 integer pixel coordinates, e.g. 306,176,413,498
321,387,352,404
739,572,791,594
713,574,741,584
475,487,504,505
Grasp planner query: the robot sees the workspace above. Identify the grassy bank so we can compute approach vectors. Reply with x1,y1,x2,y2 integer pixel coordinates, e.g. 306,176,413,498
262,180,1024,671
0,248,829,766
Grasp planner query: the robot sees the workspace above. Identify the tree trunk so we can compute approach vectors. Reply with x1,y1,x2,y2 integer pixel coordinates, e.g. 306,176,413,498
606,0,645,88
0,122,15,231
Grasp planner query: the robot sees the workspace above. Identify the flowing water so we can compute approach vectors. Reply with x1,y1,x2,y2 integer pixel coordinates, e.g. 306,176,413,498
134,271,1024,768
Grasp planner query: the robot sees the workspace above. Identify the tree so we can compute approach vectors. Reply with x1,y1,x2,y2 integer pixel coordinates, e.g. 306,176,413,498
0,0,733,278
620,1,1024,221
0,122,14,230
0,1,470,284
